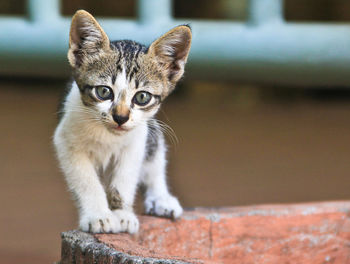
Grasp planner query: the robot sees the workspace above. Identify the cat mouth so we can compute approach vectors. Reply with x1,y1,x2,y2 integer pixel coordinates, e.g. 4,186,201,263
115,126,127,131
105,123,129,133
109,124,129,132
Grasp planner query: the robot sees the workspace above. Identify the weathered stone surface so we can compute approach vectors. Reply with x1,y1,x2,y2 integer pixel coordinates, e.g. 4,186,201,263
60,230,190,264
60,201,350,264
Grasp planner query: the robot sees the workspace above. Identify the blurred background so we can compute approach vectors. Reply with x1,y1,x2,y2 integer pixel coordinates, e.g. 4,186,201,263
1,0,350,263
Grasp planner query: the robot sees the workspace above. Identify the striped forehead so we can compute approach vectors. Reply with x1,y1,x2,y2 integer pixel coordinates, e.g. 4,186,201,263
113,66,128,90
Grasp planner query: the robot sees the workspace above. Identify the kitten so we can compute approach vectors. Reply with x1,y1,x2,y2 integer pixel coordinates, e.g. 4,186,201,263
53,10,191,234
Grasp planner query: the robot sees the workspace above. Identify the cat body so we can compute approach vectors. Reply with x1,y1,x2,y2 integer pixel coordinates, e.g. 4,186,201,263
53,10,191,233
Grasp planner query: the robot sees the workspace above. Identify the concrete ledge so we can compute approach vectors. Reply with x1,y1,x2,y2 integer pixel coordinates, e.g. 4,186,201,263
59,201,350,264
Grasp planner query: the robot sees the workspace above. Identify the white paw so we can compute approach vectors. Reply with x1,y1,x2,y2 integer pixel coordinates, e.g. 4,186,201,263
113,209,139,234
79,210,120,233
144,194,183,219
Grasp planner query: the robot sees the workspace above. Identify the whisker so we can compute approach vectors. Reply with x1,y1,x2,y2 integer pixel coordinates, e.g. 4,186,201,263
148,118,179,148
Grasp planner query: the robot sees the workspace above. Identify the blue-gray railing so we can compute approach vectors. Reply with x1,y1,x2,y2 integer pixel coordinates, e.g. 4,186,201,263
1,0,350,86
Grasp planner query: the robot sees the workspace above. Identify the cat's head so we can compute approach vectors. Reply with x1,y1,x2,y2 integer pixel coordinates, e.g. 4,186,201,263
67,10,191,133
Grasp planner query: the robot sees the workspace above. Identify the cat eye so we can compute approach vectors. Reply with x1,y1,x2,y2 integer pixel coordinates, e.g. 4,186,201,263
133,91,152,106
95,86,114,100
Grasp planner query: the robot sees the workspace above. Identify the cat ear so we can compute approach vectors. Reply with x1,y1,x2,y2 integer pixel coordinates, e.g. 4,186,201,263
148,25,192,83
68,10,110,67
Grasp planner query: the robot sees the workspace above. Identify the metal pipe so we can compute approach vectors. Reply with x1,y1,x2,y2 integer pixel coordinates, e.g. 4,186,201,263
1,16,350,86
137,0,172,24
27,0,61,22
248,0,284,26
1,0,350,86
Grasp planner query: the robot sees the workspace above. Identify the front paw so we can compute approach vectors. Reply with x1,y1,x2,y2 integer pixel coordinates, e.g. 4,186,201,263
113,209,139,234
144,194,183,219
79,210,120,233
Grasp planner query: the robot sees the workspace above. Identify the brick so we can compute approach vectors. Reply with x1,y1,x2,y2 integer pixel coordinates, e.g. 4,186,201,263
60,201,350,264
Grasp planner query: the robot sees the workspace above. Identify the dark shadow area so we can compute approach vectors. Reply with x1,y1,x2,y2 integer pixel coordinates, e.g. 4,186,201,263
62,0,136,18
0,0,26,15
174,0,248,21
285,0,350,22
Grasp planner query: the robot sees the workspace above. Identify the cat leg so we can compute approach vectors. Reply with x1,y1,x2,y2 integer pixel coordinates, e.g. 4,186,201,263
108,134,146,234
108,156,141,233
142,136,183,219
58,152,120,233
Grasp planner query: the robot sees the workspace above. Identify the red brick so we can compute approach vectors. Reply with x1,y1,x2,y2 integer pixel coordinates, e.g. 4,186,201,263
62,201,350,263
96,202,350,263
